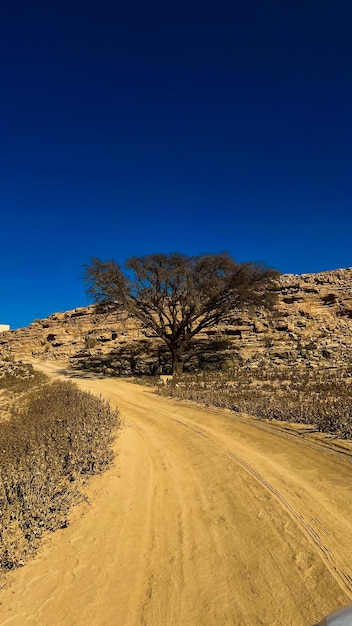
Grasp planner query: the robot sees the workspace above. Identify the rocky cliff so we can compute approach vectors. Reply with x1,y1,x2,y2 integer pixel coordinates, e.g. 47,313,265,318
1,267,352,374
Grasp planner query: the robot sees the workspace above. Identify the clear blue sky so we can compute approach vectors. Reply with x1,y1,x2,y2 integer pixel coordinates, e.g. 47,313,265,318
1,0,351,329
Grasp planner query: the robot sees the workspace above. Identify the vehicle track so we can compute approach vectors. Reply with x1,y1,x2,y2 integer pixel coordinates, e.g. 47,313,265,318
172,416,352,597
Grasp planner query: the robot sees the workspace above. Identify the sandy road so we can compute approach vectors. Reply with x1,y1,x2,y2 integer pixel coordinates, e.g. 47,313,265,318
1,363,352,625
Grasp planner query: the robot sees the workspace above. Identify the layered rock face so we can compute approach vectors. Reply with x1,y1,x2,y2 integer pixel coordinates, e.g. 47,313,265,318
1,268,352,374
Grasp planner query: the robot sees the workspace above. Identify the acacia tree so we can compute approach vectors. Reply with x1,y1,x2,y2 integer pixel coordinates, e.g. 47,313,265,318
84,252,280,377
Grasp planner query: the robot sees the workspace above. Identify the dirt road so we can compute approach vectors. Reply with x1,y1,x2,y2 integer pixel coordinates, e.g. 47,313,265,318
1,362,352,625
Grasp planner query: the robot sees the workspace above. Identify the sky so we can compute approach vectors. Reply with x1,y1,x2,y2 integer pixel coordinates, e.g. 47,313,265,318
1,0,352,329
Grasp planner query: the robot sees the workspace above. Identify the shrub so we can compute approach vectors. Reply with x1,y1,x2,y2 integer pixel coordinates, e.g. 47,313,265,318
157,366,352,439
0,361,47,393
0,379,120,571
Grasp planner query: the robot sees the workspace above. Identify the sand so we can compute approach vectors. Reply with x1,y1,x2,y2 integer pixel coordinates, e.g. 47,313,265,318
1,361,352,625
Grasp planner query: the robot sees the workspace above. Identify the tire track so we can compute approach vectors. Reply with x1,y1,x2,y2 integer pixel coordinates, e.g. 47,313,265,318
172,417,352,599
173,397,352,464
88,376,352,603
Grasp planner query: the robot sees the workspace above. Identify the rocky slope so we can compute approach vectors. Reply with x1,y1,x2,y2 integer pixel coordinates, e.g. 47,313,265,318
1,267,352,374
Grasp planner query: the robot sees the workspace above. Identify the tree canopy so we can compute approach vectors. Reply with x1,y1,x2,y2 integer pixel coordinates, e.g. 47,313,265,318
84,252,280,376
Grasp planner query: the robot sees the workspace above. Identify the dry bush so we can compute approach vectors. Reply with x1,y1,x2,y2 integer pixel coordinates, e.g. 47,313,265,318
157,366,352,439
0,361,47,393
0,361,48,424
0,379,120,571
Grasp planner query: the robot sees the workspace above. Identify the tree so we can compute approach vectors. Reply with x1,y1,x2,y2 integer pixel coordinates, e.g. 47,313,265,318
84,252,280,377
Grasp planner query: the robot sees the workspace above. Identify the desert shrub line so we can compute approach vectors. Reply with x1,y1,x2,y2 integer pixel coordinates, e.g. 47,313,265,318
0,378,121,572
157,366,352,439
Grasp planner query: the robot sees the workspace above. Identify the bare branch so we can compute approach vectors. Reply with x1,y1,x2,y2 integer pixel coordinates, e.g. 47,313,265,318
84,252,280,376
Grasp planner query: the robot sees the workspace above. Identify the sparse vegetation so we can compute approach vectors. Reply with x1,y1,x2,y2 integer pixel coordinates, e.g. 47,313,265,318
0,362,120,573
157,365,352,439
0,361,46,393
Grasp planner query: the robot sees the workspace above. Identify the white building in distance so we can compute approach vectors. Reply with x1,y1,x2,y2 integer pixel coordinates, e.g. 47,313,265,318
0,324,10,332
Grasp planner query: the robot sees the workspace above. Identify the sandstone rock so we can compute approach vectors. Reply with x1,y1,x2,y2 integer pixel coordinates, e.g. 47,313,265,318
253,322,267,333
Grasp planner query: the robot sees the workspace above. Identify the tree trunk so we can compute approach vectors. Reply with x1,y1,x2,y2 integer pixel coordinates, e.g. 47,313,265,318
171,348,184,378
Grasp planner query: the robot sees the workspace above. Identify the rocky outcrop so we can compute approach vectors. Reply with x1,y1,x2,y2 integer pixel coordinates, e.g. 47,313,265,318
1,267,352,374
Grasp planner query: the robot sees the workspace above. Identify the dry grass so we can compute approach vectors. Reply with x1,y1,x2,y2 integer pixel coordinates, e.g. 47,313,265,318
157,365,352,439
0,362,121,573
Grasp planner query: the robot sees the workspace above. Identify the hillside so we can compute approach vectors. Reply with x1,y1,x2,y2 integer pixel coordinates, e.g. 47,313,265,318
1,267,352,374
